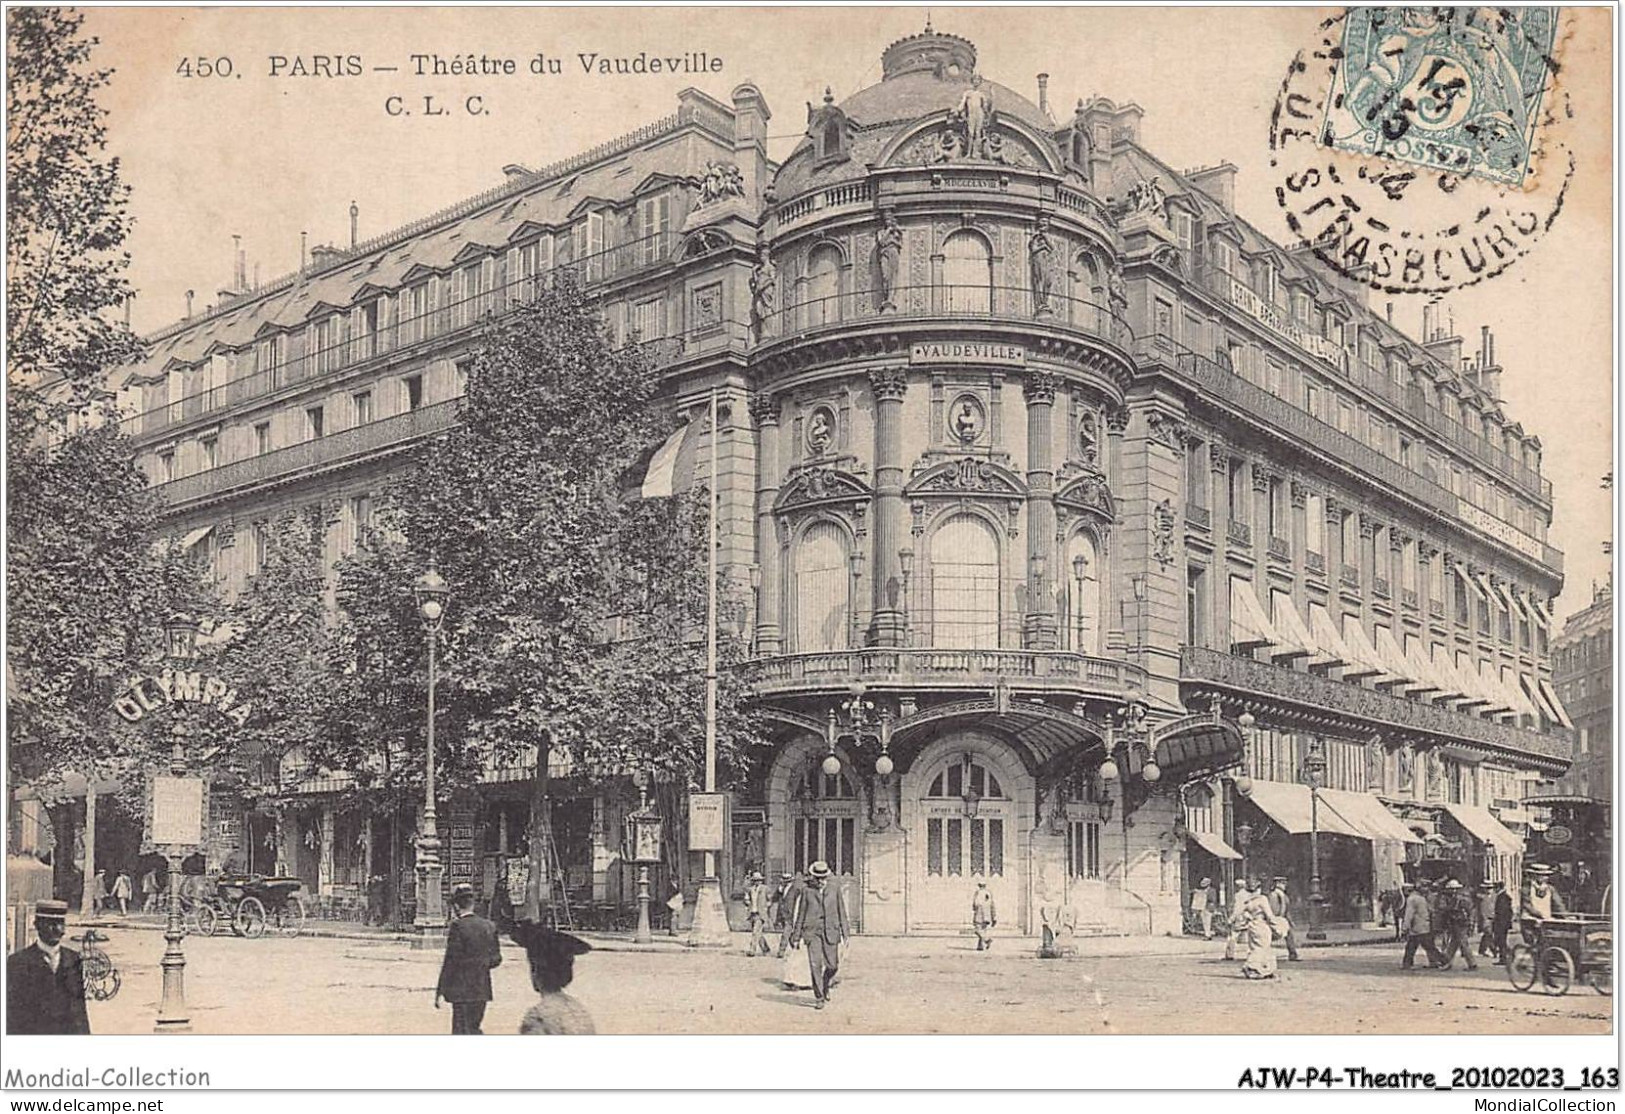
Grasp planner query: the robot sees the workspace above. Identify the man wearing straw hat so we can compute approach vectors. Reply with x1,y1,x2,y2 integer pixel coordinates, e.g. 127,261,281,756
6,900,91,1034
786,860,849,1009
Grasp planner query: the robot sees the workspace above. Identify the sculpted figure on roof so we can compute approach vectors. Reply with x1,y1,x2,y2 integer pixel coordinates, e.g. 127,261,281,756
698,161,745,205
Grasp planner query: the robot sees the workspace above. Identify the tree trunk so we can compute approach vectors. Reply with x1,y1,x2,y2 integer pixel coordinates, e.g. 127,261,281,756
522,741,551,923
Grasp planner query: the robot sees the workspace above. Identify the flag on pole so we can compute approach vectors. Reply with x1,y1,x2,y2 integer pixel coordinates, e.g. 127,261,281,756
636,415,702,499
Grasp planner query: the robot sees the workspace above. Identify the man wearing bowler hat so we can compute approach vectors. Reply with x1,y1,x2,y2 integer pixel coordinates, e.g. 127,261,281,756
6,900,91,1034
786,861,849,1009
435,882,502,1034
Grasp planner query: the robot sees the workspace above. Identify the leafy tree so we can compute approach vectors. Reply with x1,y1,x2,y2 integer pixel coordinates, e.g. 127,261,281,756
6,9,207,819
331,275,765,914
6,7,141,441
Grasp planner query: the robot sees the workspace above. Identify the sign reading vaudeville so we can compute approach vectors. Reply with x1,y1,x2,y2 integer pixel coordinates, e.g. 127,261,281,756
909,341,1025,367
687,793,727,852
150,775,205,847
112,668,253,728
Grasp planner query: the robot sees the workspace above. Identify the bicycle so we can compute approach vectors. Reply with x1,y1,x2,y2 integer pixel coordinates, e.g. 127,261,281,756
73,930,122,1001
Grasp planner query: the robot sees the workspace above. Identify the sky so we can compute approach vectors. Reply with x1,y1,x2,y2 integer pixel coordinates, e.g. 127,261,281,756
81,5,1615,621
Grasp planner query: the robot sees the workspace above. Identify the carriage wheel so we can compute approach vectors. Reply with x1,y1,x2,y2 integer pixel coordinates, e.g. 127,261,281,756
1539,946,1575,995
274,896,306,938
1507,945,1537,991
195,904,219,938
235,896,267,939
1587,963,1612,996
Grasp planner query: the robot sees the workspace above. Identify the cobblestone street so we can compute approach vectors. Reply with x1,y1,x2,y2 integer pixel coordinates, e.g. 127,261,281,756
73,922,1613,1036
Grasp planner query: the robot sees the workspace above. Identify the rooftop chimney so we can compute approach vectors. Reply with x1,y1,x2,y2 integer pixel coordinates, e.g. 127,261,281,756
1478,324,1503,401
1187,162,1238,212
350,201,359,249
185,289,195,318
1385,301,1394,324
300,231,308,272
308,243,344,271
1037,73,1050,118
233,234,246,292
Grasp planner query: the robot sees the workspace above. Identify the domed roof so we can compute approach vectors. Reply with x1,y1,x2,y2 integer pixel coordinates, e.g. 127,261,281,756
839,25,1051,131
772,27,1055,200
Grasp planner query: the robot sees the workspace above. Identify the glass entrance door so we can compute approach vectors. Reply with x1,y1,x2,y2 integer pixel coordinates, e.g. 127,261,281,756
914,757,1013,926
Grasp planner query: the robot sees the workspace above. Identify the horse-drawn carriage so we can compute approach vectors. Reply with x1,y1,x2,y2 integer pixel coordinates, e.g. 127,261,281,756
188,874,306,938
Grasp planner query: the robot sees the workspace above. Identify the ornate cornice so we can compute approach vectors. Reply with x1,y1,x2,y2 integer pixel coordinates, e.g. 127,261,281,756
1146,411,1187,452
1289,479,1308,509
1106,405,1131,434
1359,512,1381,540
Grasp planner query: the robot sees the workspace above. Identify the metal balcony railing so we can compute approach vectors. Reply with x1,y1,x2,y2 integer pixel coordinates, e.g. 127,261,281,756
1180,646,1571,763
1226,520,1253,549
1185,503,1212,531
1340,563,1362,589
1305,550,1327,576
129,230,684,438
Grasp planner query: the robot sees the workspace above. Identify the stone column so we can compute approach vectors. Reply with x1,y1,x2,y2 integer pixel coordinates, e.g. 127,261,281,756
1289,479,1309,611
750,392,783,655
1358,512,1379,633
867,367,909,646
1208,437,1232,650
1023,371,1059,650
1104,405,1131,652
1325,498,1346,624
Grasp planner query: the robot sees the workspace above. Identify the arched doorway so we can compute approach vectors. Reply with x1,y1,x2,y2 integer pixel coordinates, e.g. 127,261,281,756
903,735,1032,930
766,737,866,931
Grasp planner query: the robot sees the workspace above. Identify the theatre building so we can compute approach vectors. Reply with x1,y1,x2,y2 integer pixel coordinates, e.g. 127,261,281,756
74,24,1572,934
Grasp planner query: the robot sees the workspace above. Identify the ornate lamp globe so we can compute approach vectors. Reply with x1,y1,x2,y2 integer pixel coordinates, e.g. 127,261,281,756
1142,760,1162,783
1235,774,1254,797
822,753,842,777
1099,757,1119,782
1238,711,1256,730
414,561,450,627
875,753,894,777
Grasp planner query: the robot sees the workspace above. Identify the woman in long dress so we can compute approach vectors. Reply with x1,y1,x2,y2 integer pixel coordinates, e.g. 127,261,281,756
1238,884,1283,979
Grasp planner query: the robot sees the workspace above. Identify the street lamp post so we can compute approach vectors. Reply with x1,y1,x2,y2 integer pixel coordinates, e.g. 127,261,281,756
1302,736,1328,941
413,561,450,937
625,775,663,946
155,612,199,1033
155,722,192,1033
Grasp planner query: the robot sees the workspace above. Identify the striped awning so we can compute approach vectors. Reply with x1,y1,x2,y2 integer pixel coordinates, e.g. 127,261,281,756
1188,829,1242,860
1316,788,1424,844
1309,603,1356,671
1230,577,1283,654
1537,678,1575,729
1240,779,1363,837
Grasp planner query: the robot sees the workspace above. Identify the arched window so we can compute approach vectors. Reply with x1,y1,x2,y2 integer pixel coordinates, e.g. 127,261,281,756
931,515,1000,648
793,521,850,652
942,231,993,314
1072,251,1106,331
804,245,842,326
1064,531,1101,654
924,757,1006,879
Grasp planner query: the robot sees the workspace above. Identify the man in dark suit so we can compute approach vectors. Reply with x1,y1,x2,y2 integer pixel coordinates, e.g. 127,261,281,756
7,900,91,1034
786,860,849,1010
435,883,502,1034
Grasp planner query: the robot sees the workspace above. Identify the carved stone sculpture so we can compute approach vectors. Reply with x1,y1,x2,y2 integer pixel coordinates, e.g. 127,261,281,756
748,242,777,339
875,211,903,312
1029,214,1057,317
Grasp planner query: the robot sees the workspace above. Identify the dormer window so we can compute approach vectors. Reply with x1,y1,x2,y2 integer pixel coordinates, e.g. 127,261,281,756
1212,240,1236,276
807,89,851,165
638,193,672,264
573,211,606,280
1171,209,1193,251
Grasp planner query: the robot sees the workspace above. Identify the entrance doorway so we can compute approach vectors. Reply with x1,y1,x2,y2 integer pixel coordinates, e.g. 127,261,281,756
913,754,1014,928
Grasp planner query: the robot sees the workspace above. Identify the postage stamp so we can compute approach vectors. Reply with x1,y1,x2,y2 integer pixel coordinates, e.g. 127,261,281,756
1271,8,1575,294
1320,7,1562,188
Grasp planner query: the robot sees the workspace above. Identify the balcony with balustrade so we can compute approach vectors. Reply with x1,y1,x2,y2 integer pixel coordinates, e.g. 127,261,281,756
751,284,1135,388
748,647,1148,704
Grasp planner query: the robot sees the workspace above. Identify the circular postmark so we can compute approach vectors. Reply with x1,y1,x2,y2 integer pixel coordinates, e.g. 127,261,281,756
1270,7,1574,295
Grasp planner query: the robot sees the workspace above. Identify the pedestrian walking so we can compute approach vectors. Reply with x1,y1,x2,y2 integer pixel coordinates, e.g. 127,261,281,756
435,883,502,1034
1476,880,1500,961
87,870,107,916
111,871,132,916
1224,879,1252,960
775,871,803,958
1489,879,1514,963
512,922,595,1034
1269,877,1301,962
1190,877,1216,939
666,883,685,936
1237,879,1284,979
6,900,91,1034
971,881,997,950
786,860,849,1009
744,872,772,956
140,868,160,914
1434,879,1478,971
1401,879,1445,969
